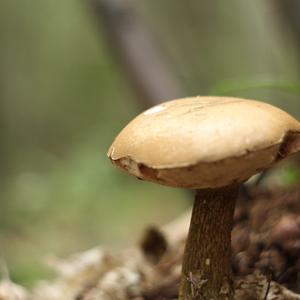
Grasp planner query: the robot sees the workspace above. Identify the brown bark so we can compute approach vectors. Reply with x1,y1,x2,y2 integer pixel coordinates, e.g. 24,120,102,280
179,185,239,300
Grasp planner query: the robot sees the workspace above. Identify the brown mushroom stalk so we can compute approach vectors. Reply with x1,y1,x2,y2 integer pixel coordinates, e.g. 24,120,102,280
107,96,300,300
180,186,238,299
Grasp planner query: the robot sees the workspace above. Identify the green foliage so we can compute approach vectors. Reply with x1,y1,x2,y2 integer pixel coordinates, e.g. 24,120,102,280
209,77,300,96
278,166,300,187
0,0,187,286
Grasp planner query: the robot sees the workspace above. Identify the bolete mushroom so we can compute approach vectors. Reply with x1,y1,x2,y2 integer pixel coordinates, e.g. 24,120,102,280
107,96,300,300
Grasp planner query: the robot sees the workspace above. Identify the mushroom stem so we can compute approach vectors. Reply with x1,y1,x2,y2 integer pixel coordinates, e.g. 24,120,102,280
179,184,239,300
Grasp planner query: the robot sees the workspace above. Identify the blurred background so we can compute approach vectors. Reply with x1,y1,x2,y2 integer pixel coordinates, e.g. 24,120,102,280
0,0,300,286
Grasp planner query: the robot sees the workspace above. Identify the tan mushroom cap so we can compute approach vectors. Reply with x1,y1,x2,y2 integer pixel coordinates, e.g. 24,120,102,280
108,96,300,189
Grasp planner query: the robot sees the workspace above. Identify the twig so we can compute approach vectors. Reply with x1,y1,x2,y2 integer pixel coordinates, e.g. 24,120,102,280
263,273,272,300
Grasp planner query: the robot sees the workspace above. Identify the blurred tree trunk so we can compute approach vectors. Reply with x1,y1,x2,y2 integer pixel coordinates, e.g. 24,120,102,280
89,0,184,109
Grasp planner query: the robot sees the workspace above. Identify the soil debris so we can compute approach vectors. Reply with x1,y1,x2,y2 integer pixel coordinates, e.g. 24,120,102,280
4,184,300,300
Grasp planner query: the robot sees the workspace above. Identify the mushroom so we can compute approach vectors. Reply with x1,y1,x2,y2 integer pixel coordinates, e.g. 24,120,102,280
107,96,300,300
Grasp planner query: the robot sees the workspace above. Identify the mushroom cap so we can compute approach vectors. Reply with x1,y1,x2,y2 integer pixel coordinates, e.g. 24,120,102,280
108,96,300,189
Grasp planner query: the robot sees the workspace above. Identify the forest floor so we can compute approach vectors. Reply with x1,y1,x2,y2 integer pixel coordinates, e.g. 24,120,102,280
2,177,300,299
